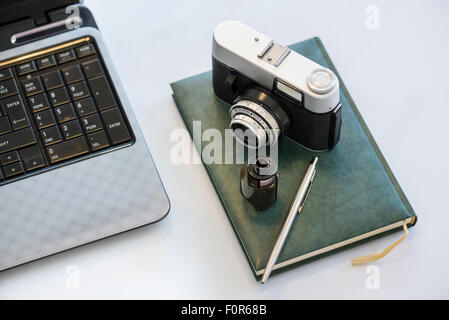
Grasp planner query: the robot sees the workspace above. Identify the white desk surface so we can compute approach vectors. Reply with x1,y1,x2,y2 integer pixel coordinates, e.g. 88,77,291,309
1,0,448,299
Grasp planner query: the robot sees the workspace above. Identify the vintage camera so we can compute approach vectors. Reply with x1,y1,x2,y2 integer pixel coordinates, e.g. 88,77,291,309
212,21,342,151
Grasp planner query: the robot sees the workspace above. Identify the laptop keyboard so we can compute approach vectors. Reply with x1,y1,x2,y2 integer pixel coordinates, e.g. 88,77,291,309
0,37,134,185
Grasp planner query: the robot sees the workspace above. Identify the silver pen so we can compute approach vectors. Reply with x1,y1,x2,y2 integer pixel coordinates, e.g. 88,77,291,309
261,156,318,284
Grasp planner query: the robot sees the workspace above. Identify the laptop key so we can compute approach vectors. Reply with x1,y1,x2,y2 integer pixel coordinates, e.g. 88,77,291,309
46,136,89,164
0,68,12,81
22,76,43,96
88,76,117,111
61,120,83,140
74,97,96,116
2,161,25,178
0,79,18,99
40,126,62,146
0,127,36,154
17,61,36,75
68,81,90,100
48,87,70,106
87,130,110,151
54,103,76,123
42,71,64,90
56,49,76,64
35,109,56,129
101,108,131,144
28,93,50,113
19,145,45,171
0,117,12,135
81,113,103,134
0,150,20,166
36,55,57,70
3,95,30,130
76,44,95,58
62,65,84,84
82,59,103,78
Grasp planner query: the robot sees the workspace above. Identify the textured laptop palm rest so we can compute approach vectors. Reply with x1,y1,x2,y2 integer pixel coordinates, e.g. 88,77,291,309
170,37,417,277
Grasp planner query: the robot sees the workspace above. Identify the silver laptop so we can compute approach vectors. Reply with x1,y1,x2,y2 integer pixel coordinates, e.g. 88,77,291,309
0,1,170,271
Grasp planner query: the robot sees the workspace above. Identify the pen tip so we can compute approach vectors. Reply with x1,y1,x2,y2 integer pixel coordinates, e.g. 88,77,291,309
311,156,318,165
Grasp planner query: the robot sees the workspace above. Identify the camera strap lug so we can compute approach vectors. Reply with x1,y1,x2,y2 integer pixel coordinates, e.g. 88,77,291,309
328,104,343,149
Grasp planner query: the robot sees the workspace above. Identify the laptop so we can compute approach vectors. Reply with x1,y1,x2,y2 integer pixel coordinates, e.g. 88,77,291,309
0,0,170,271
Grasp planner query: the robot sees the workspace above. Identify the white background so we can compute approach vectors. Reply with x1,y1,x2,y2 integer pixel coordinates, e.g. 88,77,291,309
1,0,448,299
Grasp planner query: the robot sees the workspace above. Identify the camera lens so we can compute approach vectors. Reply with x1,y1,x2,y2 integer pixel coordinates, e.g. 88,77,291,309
229,87,290,148
230,113,268,148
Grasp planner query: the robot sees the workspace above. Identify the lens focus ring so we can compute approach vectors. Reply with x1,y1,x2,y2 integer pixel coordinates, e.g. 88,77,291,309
230,99,280,147
230,114,267,148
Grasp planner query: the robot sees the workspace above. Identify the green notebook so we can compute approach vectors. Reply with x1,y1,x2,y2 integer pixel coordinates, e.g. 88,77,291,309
170,37,417,278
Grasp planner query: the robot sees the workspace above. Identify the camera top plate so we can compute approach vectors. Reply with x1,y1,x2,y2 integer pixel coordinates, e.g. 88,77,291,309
212,20,340,114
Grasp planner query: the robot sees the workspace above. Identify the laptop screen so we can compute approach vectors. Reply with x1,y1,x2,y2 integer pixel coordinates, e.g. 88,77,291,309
0,0,79,26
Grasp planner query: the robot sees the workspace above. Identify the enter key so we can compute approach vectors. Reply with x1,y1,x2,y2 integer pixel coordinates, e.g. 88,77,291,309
3,95,30,130
101,108,131,145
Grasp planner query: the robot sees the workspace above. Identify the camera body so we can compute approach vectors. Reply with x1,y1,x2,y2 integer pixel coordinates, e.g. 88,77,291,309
212,21,342,151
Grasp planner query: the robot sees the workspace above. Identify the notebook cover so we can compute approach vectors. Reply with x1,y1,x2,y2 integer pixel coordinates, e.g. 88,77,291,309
170,37,417,277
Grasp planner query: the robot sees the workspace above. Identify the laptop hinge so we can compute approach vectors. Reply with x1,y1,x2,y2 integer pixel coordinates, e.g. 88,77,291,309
11,15,82,45
0,4,96,51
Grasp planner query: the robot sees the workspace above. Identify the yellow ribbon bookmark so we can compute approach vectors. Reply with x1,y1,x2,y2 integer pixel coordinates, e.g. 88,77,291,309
351,222,409,265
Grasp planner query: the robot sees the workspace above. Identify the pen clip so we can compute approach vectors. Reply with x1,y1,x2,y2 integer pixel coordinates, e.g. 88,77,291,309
298,169,316,212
